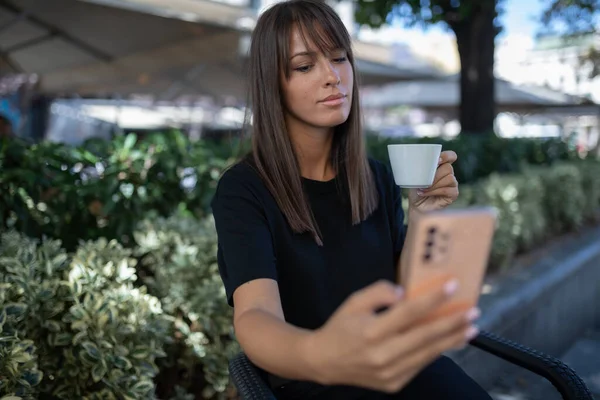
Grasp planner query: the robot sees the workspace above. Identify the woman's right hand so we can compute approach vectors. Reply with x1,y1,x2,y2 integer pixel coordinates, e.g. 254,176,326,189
302,279,480,393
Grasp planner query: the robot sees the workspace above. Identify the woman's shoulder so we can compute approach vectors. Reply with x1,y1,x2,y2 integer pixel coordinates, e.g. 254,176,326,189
213,156,268,202
367,157,389,175
367,157,395,188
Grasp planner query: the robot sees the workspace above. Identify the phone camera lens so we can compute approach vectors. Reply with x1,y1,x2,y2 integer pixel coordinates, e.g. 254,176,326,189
428,227,437,235
423,252,432,262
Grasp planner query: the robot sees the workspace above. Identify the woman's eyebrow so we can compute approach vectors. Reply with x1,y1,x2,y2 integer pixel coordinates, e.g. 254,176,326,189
290,51,316,60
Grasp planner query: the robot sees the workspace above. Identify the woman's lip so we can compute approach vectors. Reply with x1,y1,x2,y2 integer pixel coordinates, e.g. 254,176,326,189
320,96,346,106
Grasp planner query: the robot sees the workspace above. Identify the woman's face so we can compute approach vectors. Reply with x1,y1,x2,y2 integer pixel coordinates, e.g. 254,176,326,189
280,26,353,133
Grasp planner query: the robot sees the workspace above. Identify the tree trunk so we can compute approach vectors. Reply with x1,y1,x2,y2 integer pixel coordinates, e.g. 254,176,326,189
451,1,498,135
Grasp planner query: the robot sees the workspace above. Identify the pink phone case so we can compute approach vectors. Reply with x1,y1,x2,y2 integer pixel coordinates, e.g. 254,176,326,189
399,206,497,322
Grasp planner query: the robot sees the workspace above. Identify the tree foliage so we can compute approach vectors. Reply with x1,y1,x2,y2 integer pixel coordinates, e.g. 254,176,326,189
540,0,600,81
352,0,501,134
354,0,500,30
540,0,600,38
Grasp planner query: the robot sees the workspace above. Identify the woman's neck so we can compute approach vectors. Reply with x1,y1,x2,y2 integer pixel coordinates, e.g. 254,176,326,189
288,123,335,182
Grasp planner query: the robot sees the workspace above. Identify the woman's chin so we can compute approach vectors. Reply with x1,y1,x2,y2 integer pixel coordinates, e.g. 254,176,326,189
312,113,350,129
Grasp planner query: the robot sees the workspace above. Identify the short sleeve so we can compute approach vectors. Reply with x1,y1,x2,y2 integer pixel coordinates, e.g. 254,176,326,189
211,167,278,307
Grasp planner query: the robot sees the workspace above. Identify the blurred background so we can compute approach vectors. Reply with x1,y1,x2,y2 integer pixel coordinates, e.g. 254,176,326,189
0,1,599,400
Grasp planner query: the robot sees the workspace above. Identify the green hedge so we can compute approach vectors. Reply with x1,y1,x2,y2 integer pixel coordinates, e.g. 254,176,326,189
450,160,600,270
0,132,579,252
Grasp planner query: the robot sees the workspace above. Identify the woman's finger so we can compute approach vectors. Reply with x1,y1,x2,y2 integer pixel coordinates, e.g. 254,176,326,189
430,163,454,187
419,186,459,201
382,322,478,385
422,174,457,194
439,150,457,165
365,278,458,341
370,307,479,370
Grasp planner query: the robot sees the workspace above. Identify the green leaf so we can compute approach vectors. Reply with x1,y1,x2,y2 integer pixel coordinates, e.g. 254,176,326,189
70,279,81,295
4,303,26,317
123,133,137,151
131,379,154,394
71,320,88,331
16,378,31,388
130,346,149,360
96,311,109,329
69,305,86,320
44,320,61,332
80,350,99,367
81,341,101,361
52,332,72,347
22,370,43,386
11,352,32,363
91,362,107,383
52,383,72,398
38,288,54,301
113,356,132,370
72,331,87,346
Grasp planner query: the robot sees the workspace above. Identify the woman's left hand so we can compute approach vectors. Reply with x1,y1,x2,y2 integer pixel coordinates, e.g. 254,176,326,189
408,150,459,214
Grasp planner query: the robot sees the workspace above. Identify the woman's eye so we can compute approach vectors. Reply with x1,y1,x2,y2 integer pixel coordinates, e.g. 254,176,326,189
294,65,312,72
333,57,347,63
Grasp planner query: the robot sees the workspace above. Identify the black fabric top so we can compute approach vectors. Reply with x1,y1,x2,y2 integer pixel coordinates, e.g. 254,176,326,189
210,157,406,388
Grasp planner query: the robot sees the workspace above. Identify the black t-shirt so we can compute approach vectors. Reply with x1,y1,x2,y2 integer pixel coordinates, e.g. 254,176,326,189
210,157,406,387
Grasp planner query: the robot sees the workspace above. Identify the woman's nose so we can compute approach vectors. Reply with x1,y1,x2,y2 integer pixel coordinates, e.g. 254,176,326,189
324,62,341,86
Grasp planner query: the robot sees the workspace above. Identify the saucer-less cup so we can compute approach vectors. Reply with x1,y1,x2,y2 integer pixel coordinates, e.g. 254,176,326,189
387,144,442,188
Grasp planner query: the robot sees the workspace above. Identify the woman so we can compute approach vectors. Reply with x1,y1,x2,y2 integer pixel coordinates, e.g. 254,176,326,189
211,0,492,398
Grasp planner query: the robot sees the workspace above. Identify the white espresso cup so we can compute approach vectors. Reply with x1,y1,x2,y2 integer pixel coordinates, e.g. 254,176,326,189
387,144,442,188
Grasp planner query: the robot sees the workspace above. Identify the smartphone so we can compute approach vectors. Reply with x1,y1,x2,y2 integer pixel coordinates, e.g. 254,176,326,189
399,206,497,322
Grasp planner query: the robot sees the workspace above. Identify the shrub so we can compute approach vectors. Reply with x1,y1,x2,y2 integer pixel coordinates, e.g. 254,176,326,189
0,232,173,400
466,174,547,269
456,160,599,271
134,214,238,399
571,160,600,222
0,213,235,400
533,163,586,233
0,132,231,251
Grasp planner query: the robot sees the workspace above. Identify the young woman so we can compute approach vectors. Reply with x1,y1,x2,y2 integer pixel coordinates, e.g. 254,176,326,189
211,1,492,398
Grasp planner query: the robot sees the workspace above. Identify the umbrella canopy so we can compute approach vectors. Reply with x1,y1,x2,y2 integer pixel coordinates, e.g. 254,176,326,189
0,0,252,100
0,0,442,102
361,74,597,112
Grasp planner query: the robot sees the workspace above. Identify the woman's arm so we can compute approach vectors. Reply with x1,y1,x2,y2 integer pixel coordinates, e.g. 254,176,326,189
232,278,320,382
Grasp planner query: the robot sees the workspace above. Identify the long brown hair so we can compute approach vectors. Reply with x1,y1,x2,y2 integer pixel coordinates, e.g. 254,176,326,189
247,0,377,245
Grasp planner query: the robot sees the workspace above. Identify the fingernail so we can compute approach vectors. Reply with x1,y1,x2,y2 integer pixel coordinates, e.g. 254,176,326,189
395,286,404,299
444,279,459,295
417,190,424,196
465,326,479,340
438,157,443,165
465,308,481,322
